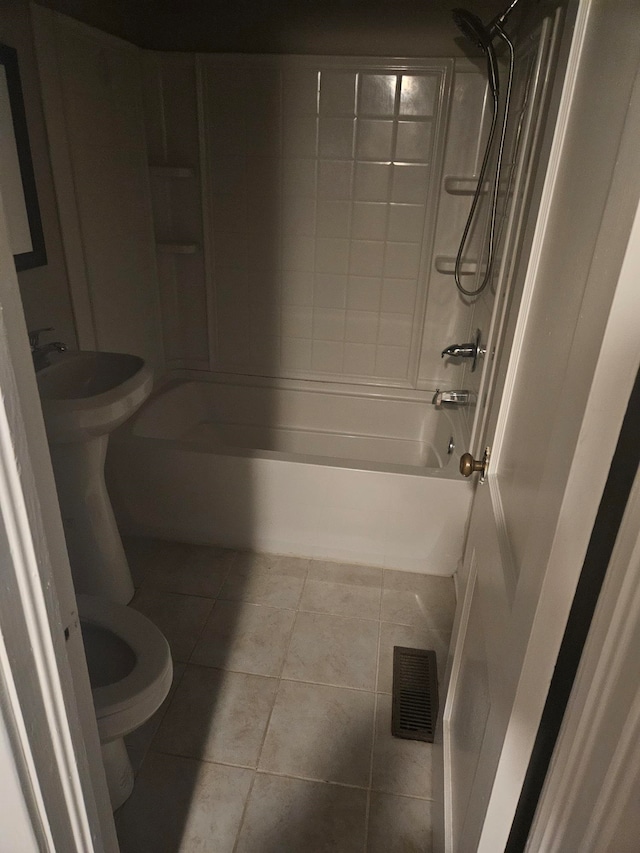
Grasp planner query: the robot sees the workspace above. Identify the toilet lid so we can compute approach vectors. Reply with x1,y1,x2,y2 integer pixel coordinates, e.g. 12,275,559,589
77,595,172,723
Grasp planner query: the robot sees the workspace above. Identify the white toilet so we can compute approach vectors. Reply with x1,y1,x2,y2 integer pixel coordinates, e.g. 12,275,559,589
77,594,173,810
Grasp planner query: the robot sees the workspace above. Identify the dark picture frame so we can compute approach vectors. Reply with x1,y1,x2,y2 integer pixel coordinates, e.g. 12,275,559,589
0,42,46,271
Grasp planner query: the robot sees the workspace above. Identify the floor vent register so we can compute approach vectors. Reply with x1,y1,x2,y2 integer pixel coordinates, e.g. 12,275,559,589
391,646,439,743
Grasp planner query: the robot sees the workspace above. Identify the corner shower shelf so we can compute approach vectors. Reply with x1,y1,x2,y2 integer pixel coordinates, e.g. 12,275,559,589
156,242,199,254
444,176,488,196
149,166,195,179
435,256,479,276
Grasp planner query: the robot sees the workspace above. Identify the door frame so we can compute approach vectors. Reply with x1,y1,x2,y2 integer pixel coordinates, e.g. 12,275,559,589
440,0,640,849
526,376,640,851
0,187,114,844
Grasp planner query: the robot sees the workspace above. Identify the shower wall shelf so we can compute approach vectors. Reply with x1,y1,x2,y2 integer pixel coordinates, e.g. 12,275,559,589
149,166,195,179
156,242,199,254
435,256,479,276
444,176,489,195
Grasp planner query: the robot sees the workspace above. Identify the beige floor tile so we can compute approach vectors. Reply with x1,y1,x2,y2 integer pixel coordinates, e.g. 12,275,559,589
220,553,309,608
155,665,278,767
381,570,456,630
117,752,253,853
235,774,367,853
131,588,214,662
122,536,167,588
371,694,433,799
191,601,296,676
307,561,383,587
142,542,236,597
259,680,375,786
300,576,381,621
377,623,450,693
283,612,379,690
114,548,455,848
367,792,433,852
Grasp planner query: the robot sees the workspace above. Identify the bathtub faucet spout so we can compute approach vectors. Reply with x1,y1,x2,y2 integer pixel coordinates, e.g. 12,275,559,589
432,389,476,409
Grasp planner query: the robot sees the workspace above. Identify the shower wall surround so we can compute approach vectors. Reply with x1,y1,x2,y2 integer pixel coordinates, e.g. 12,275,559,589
34,7,490,396
144,54,488,391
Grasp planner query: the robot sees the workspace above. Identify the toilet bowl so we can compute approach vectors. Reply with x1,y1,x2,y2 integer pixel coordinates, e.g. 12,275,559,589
77,594,173,810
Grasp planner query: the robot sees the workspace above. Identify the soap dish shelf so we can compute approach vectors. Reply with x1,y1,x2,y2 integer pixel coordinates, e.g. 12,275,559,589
444,176,488,196
435,256,479,276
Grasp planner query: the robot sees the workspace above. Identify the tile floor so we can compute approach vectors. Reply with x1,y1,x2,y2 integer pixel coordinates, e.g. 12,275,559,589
116,538,455,853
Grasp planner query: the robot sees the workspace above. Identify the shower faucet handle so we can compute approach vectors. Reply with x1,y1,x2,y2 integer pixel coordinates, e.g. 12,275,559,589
441,342,477,358
441,329,486,372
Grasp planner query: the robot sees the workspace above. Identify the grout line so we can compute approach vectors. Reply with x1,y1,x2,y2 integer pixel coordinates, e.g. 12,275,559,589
365,590,384,852
232,769,257,853
137,659,188,768
253,768,371,792
296,607,382,623
277,676,376,693
184,599,217,666
232,556,310,852
251,558,310,769
148,747,259,775
147,746,437,803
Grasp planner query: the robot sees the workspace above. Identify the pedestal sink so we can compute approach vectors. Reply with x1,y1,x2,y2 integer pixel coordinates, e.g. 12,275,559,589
37,351,153,604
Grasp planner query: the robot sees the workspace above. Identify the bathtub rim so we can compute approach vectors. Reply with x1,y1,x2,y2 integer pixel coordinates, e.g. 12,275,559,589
158,368,470,407
110,430,466,479
114,373,470,480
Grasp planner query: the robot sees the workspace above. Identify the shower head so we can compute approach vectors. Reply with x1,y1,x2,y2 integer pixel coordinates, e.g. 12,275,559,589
452,8,493,51
452,7,500,97
453,0,524,43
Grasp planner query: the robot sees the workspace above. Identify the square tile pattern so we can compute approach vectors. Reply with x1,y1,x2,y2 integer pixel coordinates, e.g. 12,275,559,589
118,538,454,851
199,61,449,384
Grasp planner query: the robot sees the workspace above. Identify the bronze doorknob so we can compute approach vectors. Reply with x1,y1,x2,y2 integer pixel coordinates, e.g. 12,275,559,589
459,447,491,480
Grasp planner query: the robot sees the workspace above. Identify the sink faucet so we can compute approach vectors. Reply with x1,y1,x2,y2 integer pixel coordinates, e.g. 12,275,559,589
29,327,67,372
432,389,476,409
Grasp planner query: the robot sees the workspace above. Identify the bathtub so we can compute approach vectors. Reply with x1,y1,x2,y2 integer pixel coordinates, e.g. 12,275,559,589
106,378,475,575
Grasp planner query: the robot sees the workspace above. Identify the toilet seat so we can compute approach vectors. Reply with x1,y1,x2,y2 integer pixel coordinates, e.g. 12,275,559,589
77,595,172,742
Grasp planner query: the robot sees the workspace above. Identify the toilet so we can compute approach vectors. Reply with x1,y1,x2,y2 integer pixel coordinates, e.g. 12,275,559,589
77,594,173,810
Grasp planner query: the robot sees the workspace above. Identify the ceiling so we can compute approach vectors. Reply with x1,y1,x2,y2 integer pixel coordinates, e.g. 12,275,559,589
33,0,509,55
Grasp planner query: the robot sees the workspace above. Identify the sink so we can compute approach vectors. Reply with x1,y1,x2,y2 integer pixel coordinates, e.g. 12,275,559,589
37,350,153,443
37,350,154,604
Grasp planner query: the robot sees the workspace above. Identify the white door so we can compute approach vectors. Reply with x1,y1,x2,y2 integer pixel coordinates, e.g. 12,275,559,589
443,2,640,851
0,108,116,851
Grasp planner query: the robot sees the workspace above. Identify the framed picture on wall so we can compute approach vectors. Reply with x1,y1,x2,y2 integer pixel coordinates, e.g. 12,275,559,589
0,42,46,271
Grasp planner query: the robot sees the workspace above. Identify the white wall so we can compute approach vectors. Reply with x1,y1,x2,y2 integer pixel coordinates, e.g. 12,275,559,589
32,7,164,373
143,52,490,392
30,8,507,399
0,0,77,348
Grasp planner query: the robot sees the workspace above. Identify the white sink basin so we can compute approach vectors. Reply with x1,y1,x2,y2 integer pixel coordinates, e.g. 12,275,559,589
37,350,153,443
38,350,154,604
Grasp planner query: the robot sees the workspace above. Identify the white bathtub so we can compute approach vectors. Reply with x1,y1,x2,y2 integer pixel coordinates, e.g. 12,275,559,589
106,378,474,575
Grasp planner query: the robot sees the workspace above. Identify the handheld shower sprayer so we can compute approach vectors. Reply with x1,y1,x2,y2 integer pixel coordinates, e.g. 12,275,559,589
451,0,522,297
452,9,500,97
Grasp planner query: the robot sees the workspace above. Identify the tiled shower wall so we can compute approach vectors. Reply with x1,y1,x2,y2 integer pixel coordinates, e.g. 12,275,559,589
143,54,488,390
